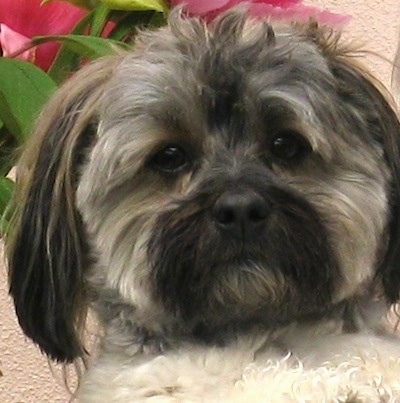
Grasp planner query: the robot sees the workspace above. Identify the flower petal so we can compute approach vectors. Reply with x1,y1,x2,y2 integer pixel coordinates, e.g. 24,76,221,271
249,3,351,26
0,0,85,38
0,23,36,62
170,0,233,15
0,0,86,70
253,0,301,7
171,0,350,27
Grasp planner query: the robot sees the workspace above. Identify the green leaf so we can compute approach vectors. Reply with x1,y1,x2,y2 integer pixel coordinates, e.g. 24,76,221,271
148,9,167,27
0,176,15,236
0,127,18,176
32,35,129,60
71,10,99,35
107,10,157,41
91,4,113,36
38,34,129,84
47,47,82,84
0,59,57,142
0,177,14,214
99,0,167,12
41,0,97,7
47,11,99,83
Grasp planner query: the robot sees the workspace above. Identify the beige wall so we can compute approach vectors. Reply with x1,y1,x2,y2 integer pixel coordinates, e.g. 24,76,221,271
314,0,400,85
1,1,400,401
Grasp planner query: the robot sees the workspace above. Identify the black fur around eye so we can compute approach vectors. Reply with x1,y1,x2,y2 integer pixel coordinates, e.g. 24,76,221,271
151,145,189,174
270,131,310,162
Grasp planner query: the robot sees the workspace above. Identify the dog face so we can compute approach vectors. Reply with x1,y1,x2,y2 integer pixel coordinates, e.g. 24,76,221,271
7,11,400,362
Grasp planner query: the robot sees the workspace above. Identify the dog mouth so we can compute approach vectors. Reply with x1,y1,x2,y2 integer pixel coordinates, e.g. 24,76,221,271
148,174,340,326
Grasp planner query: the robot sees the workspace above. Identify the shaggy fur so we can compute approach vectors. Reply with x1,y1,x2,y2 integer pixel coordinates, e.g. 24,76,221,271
7,10,400,402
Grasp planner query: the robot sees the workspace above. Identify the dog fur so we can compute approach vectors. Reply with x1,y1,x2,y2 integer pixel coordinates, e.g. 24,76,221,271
7,9,400,402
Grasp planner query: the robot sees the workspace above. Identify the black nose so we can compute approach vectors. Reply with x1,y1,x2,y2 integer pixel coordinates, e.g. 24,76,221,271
213,191,269,237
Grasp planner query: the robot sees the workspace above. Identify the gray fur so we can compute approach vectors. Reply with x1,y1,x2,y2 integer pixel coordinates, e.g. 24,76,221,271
6,9,400,400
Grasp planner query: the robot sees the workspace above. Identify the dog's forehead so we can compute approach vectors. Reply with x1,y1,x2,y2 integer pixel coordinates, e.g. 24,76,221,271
98,20,339,159
110,23,333,108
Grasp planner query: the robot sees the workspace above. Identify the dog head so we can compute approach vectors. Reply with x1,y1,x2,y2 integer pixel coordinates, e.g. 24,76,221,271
7,10,400,362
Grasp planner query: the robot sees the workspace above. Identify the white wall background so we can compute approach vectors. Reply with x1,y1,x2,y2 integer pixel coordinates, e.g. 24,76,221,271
1,1,400,401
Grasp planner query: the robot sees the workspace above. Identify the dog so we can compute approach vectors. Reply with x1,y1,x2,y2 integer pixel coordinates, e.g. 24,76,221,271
6,8,400,402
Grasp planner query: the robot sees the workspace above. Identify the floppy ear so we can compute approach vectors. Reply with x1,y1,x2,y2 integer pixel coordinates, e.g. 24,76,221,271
6,56,117,362
310,25,400,303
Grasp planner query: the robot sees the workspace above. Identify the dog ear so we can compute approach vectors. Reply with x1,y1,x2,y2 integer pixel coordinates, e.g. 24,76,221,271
308,25,400,303
6,57,117,362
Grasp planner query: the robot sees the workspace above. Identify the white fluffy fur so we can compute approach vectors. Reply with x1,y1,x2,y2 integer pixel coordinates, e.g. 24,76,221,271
79,323,400,402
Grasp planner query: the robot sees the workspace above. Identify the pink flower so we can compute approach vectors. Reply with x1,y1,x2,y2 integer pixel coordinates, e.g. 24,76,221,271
0,0,86,71
170,0,350,27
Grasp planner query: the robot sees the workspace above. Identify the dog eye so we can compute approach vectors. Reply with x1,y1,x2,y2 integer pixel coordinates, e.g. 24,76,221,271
270,131,310,162
150,145,189,174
